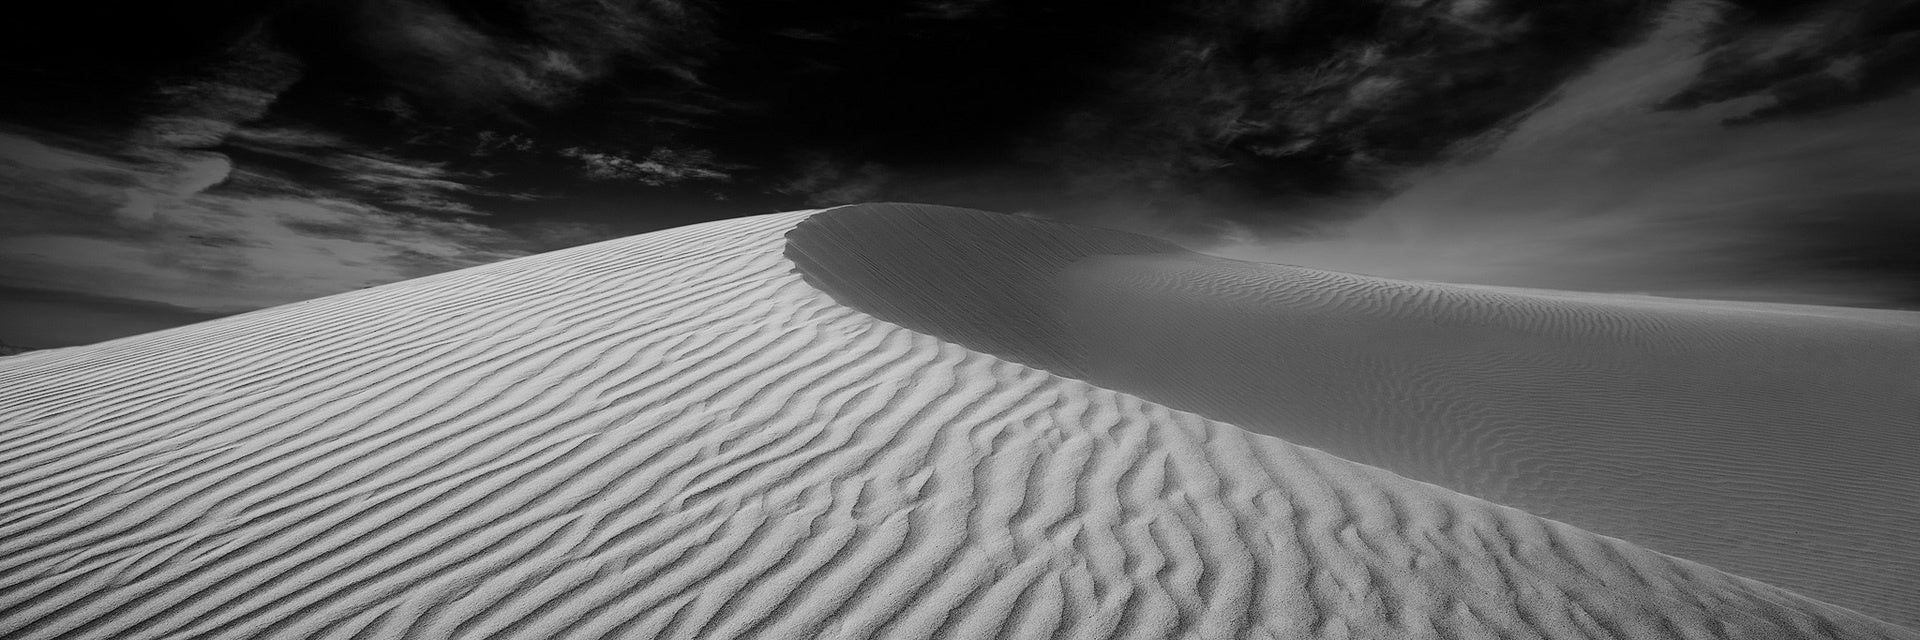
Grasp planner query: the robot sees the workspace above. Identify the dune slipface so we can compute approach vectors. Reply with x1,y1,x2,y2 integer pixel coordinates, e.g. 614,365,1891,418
790,203,1920,628
0,205,1913,639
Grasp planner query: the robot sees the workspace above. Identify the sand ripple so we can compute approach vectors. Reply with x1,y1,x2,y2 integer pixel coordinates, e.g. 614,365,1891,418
0,205,1910,638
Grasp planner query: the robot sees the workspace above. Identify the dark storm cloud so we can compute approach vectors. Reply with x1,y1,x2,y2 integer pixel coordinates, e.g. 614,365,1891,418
16,0,1678,222
1218,3,1920,308
1664,0,1920,123
0,1,287,130
657,0,1679,234
266,0,718,120
1002,0,1675,230
6,0,1920,347
0,0,734,348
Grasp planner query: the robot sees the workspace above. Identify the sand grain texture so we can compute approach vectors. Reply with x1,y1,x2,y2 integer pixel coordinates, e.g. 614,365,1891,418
790,204,1920,628
0,204,1912,639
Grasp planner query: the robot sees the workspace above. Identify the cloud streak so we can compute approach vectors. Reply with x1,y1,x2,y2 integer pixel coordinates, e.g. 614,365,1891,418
0,127,533,319
1214,2,1920,307
560,146,734,185
317,0,715,116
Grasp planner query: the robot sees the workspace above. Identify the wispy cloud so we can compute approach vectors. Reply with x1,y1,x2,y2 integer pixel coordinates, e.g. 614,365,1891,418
472,130,537,155
1663,0,1920,123
909,0,997,20
339,0,714,115
1213,2,1920,307
112,152,234,226
774,153,895,206
0,127,533,315
224,126,497,215
226,125,347,149
560,146,735,185
0,4,706,344
1001,0,1666,232
128,27,303,150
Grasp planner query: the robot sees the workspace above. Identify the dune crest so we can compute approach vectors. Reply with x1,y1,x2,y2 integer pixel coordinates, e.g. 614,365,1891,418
785,204,1180,376
0,206,1910,638
790,203,1920,627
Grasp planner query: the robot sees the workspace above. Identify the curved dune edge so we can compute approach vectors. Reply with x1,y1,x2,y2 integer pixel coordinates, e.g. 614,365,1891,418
0,208,1908,639
789,203,1920,628
785,203,1182,377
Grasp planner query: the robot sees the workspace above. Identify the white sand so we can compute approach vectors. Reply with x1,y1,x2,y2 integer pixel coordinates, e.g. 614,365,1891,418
791,203,1920,628
1066,255,1920,622
0,204,1912,639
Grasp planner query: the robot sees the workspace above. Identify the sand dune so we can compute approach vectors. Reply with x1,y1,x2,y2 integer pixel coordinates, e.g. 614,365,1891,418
790,203,1920,627
0,204,1912,639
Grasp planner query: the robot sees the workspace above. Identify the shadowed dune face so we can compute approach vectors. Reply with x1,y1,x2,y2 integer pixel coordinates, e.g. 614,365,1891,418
790,203,1920,627
0,205,1914,639
1064,254,1920,624
785,203,1183,377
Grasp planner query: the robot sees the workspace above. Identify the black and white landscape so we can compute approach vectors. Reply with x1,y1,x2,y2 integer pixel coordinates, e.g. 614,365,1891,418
0,203,1915,639
2,1,1918,638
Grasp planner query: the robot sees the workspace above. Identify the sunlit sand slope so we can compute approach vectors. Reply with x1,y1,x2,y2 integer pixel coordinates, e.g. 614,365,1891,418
0,207,1910,639
789,203,1920,628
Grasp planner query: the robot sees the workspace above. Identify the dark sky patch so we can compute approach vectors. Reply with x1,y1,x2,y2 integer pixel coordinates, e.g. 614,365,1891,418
0,285,232,348
3,0,1919,345
1664,0,1920,122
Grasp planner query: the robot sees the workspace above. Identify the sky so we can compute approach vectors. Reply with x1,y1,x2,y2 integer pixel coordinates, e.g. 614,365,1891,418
2,0,1919,347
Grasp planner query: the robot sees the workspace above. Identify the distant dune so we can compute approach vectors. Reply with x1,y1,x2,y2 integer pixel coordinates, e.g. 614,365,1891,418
0,204,1913,638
